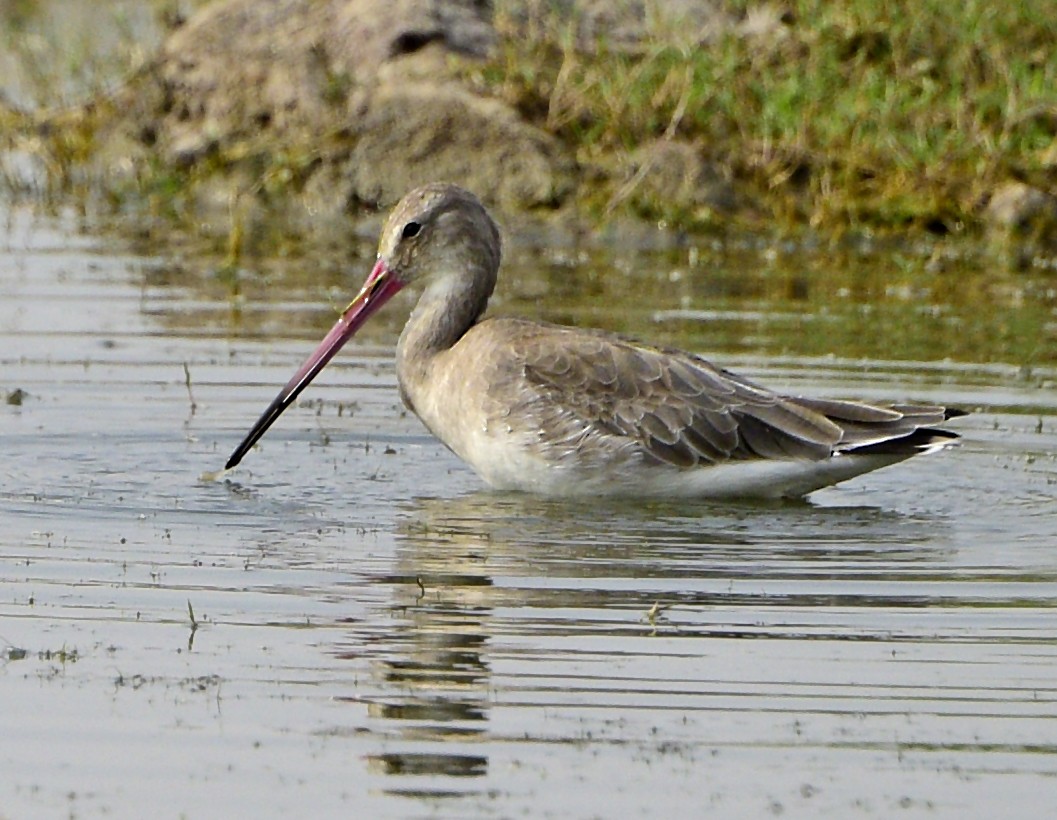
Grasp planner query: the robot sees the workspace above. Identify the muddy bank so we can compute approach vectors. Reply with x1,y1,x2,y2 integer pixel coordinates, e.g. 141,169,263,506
6,0,1057,258
88,0,576,252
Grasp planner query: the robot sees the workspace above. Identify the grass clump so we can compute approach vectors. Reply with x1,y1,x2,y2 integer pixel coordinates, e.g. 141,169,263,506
482,0,1057,235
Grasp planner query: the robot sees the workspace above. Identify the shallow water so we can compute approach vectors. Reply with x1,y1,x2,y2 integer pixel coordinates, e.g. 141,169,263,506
2,206,1057,819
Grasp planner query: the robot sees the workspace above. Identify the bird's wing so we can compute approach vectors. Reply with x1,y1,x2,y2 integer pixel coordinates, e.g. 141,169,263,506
481,320,959,469
488,322,844,468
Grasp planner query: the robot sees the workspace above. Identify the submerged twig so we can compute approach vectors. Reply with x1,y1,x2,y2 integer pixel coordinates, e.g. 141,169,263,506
183,362,198,416
187,599,199,651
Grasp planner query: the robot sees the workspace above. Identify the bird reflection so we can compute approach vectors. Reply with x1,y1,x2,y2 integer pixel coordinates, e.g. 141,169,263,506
333,500,499,794
334,490,950,794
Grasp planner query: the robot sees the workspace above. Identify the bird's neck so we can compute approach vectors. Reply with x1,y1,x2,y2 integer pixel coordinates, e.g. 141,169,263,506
396,264,493,391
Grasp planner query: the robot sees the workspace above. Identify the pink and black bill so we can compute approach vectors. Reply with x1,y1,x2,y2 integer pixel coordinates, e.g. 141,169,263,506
224,259,403,470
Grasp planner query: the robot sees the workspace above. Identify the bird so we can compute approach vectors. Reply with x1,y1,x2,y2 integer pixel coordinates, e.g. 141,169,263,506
225,182,964,499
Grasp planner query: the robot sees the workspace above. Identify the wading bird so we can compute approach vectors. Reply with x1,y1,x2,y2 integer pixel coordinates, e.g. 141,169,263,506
226,183,963,499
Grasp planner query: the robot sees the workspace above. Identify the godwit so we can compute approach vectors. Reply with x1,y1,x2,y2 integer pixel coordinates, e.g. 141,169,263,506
225,183,963,499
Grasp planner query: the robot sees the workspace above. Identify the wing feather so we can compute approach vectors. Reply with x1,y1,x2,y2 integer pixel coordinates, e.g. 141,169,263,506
484,319,959,469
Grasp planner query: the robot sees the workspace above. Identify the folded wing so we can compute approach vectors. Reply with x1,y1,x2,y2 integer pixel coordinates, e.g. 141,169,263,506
495,321,960,468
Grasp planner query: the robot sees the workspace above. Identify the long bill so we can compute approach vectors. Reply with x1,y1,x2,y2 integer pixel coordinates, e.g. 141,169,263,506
225,258,403,470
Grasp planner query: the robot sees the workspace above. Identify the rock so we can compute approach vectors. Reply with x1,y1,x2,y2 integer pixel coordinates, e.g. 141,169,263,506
114,0,573,244
498,0,740,52
985,182,1057,232
984,182,1057,266
329,0,496,65
149,0,497,162
343,81,572,210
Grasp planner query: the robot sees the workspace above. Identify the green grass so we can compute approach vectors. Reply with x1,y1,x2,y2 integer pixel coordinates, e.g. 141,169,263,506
481,0,1057,234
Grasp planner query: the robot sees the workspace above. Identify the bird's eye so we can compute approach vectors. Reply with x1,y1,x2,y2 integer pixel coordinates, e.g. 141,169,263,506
401,221,421,240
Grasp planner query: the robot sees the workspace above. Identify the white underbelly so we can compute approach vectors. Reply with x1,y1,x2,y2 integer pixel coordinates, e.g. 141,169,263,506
434,415,912,500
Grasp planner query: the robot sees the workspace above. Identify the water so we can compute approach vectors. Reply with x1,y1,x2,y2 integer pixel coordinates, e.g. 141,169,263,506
2,205,1056,818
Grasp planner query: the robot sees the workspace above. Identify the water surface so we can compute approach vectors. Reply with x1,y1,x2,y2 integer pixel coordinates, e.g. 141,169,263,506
2,208,1057,818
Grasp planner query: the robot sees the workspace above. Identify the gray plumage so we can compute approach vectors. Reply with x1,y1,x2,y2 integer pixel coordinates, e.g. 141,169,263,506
227,182,964,499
